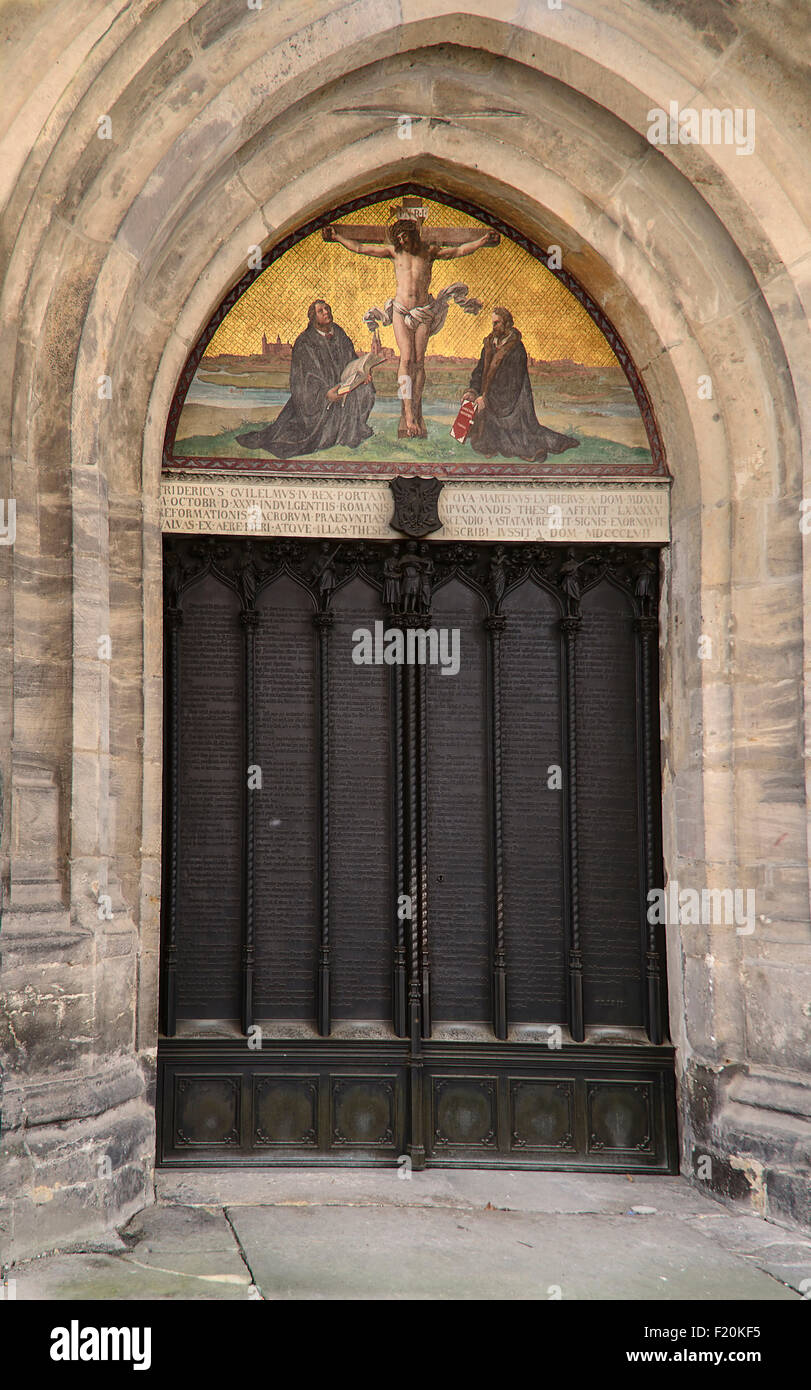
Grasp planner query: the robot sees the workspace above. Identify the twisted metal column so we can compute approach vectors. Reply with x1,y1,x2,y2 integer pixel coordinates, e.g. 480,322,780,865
392,651,407,1038
635,613,664,1044
240,608,258,1034
561,614,584,1042
417,656,431,1039
403,638,425,1168
314,610,333,1036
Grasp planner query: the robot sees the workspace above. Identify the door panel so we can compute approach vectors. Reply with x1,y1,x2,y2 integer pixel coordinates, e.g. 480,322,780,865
254,575,318,1018
576,581,645,1025
426,578,490,1023
501,580,566,1021
175,572,243,1020
329,577,394,1020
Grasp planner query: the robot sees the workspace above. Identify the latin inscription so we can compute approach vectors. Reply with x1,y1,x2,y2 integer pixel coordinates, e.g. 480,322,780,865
329,582,393,1019
427,581,490,1021
162,476,670,543
176,577,243,1016
253,581,319,1017
500,585,566,1020
575,583,643,1023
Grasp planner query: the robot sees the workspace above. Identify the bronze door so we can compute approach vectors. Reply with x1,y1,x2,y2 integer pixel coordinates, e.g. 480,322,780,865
158,537,676,1170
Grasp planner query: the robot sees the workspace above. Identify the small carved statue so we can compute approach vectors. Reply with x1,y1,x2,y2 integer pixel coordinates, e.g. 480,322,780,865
399,541,422,613
418,543,434,611
634,548,658,614
312,541,339,608
238,541,259,608
559,547,584,615
383,544,402,610
489,545,507,609
165,549,183,608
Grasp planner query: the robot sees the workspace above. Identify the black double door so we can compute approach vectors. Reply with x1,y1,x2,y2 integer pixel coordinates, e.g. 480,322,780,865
158,536,677,1170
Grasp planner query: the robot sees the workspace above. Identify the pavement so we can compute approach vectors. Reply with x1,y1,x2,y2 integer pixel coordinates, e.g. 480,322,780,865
7,1170,811,1300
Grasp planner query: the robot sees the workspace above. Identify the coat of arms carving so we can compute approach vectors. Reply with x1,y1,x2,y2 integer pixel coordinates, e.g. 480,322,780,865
389,476,443,537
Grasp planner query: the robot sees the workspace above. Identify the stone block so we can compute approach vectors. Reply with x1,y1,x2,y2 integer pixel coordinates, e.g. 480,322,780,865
8,759,63,908
109,674,143,758
141,169,260,327
742,960,811,1074
71,661,106,755
136,947,160,1053
731,678,802,761
70,32,201,242
734,768,806,864
0,975,95,1075
765,1168,811,1229
118,97,246,262
8,1153,151,1265
93,951,137,1054
764,493,805,578
687,1143,755,1205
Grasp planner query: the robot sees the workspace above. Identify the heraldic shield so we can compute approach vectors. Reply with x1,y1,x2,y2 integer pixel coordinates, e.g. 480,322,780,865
389,476,444,538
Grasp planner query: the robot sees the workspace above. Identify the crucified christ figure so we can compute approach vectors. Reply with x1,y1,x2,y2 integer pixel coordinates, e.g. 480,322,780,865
323,217,498,437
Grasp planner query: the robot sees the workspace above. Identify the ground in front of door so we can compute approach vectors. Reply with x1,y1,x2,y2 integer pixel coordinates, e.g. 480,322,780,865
9,1172,811,1300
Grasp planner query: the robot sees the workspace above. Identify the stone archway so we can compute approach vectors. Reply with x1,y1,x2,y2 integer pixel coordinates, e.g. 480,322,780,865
1,3,808,1258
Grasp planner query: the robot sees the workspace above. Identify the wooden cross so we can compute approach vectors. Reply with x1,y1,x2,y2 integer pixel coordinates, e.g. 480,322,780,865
322,196,499,438
323,196,500,247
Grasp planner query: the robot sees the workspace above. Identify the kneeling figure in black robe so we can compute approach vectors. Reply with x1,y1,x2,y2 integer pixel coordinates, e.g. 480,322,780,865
239,301,375,458
463,308,580,463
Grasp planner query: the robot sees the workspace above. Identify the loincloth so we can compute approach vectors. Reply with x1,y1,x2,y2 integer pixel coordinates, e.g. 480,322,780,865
364,282,482,339
392,299,435,331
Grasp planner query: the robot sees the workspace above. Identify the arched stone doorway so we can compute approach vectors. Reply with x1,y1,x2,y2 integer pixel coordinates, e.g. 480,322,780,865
155,185,677,1170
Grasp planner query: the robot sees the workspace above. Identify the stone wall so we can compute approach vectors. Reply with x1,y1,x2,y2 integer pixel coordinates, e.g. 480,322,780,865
0,0,809,1260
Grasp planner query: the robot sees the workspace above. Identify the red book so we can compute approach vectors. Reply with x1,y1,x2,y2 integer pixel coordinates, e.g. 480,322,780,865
450,398,477,442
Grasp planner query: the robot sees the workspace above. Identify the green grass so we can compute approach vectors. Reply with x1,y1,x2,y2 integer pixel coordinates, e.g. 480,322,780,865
173,410,652,468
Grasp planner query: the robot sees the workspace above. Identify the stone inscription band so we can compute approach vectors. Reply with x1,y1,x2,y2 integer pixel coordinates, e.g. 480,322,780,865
161,474,670,544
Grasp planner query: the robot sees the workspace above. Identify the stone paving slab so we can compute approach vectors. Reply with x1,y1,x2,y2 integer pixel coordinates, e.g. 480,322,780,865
121,1203,238,1254
681,1212,811,1294
755,1263,811,1297
11,1204,252,1301
12,1251,251,1301
226,1204,799,1301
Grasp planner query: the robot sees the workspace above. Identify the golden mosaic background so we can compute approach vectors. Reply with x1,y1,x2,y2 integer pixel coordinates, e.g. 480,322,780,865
205,197,618,367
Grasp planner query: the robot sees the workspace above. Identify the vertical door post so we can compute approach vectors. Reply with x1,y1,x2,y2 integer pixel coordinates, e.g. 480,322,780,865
162,601,182,1037
485,612,508,1040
